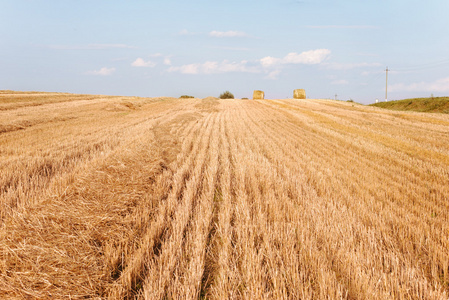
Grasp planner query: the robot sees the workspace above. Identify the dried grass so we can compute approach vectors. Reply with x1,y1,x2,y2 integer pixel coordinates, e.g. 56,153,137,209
1,92,448,299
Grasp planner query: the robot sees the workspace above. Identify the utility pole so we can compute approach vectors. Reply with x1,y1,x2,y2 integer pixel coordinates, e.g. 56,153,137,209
335,94,337,101
385,66,389,102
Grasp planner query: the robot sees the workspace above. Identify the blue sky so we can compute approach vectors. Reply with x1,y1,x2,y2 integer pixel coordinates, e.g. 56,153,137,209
1,0,448,103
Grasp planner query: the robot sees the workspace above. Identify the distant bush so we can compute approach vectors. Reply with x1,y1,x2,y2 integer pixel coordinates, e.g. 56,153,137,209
180,95,194,99
242,97,248,100
219,91,234,99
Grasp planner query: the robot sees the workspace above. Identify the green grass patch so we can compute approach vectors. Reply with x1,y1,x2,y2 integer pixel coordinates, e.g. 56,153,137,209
370,97,449,114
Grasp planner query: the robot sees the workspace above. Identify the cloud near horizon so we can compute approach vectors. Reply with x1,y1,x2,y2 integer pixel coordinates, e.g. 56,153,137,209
260,49,331,68
168,60,259,75
131,58,156,67
389,77,449,93
163,57,172,66
167,49,331,76
87,67,116,76
179,29,249,38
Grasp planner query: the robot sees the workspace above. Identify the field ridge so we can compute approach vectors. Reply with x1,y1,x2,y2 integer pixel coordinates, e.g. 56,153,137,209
371,96,449,114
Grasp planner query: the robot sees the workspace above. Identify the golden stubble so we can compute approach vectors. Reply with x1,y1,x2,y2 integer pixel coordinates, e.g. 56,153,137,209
0,92,448,299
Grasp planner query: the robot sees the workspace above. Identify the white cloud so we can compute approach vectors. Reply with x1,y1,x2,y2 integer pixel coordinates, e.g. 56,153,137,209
163,57,172,66
389,77,449,92
283,49,331,64
167,49,330,77
260,49,331,69
260,56,281,68
202,61,219,73
131,58,156,67
168,60,259,74
168,64,199,74
87,67,116,76
209,30,248,38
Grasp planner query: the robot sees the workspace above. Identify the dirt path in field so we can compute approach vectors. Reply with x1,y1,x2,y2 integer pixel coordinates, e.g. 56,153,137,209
1,94,448,299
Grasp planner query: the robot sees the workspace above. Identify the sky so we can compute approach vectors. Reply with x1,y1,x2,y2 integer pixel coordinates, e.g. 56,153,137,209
1,0,449,104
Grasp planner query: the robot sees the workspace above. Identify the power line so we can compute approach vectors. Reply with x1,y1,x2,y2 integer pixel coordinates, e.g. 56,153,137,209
394,58,449,72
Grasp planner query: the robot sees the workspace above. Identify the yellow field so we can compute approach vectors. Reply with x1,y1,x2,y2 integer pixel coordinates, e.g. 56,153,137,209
1,91,448,299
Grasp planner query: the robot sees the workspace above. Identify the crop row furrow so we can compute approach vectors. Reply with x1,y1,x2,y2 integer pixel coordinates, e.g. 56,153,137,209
243,101,448,297
143,112,217,298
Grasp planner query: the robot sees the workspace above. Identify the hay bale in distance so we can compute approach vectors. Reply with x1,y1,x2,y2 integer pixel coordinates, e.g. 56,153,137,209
293,89,306,99
253,90,264,100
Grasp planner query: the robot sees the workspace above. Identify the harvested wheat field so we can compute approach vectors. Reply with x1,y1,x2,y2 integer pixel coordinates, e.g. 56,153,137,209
1,91,448,299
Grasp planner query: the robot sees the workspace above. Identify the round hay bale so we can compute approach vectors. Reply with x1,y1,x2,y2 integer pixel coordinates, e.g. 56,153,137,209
293,89,306,99
253,90,264,100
